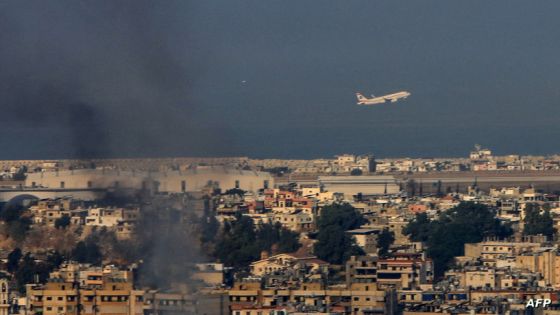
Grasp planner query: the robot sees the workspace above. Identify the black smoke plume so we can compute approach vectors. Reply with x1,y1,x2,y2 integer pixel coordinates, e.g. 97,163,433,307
0,0,221,159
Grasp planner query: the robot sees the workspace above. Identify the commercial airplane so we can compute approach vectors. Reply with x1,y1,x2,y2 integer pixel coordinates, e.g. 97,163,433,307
356,91,411,105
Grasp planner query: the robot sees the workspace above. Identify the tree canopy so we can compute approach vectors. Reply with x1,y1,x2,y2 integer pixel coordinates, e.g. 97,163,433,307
377,228,395,257
350,169,363,176
314,203,365,264
13,251,62,293
402,212,431,242
71,239,102,265
403,202,512,277
523,203,556,238
7,248,22,273
0,204,32,243
54,216,71,229
214,216,300,268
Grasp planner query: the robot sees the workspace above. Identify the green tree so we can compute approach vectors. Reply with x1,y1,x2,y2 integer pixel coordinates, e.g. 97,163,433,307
314,204,365,264
523,203,556,238
0,204,27,222
7,248,22,273
71,240,102,265
276,225,301,253
315,225,364,264
317,203,365,232
54,216,71,229
6,220,31,244
0,204,32,243
214,216,258,267
46,251,65,269
403,202,512,277
402,212,432,242
199,213,220,244
14,253,51,293
214,217,300,268
255,222,300,254
350,169,363,176
377,228,395,257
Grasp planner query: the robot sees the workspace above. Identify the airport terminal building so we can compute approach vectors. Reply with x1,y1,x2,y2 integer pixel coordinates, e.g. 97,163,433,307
25,168,274,194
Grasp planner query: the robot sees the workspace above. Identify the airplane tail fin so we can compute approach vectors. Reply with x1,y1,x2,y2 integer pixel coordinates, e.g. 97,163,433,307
356,93,367,101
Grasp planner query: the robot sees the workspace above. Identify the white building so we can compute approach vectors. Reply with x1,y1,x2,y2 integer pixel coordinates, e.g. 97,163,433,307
25,168,274,193
318,175,399,197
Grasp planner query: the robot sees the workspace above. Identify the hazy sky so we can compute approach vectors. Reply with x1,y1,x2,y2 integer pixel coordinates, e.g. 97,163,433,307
2,1,560,159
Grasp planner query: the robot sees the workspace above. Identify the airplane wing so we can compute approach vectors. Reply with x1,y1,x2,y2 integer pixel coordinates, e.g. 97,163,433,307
384,97,398,103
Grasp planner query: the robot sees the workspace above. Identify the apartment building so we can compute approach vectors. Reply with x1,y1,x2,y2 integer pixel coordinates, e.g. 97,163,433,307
26,277,144,315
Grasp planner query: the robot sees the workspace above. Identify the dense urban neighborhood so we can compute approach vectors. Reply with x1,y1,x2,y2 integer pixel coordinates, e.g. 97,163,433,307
0,147,556,314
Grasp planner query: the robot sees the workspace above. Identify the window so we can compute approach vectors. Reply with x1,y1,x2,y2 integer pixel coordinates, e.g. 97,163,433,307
263,180,269,189
181,180,186,192
235,180,240,189
60,181,65,188
87,181,93,188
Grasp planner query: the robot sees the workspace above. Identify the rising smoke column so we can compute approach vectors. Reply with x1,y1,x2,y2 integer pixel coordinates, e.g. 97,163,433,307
0,0,224,159
0,0,221,300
